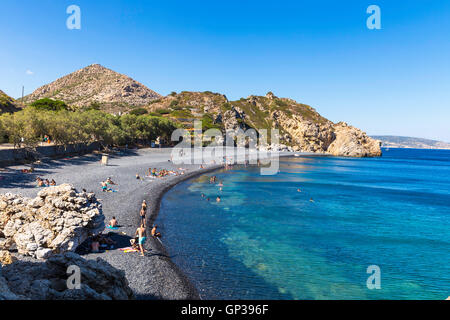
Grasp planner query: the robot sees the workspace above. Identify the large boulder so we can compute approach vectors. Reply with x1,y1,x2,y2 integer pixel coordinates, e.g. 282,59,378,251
327,122,382,157
0,252,134,300
0,184,105,258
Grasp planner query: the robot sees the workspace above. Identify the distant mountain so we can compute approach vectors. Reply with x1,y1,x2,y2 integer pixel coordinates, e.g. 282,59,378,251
22,64,162,113
0,90,22,114
372,135,450,150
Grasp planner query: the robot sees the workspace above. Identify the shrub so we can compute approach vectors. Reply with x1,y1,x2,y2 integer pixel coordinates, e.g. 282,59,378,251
129,108,148,116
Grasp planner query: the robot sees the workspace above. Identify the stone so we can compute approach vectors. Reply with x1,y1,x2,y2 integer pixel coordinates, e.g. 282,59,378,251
36,248,53,260
0,252,134,300
0,184,105,258
0,250,16,266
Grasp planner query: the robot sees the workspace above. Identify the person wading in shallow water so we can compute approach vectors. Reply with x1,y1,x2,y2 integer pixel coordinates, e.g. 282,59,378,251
135,224,147,257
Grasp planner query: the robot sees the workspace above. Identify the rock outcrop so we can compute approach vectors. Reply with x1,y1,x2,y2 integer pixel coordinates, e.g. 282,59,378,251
0,184,104,258
147,91,381,157
0,252,134,300
0,185,133,300
327,122,382,157
22,64,161,112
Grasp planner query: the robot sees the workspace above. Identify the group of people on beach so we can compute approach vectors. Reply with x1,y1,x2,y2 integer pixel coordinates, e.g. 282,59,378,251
130,200,161,256
36,177,56,187
147,167,185,178
101,177,117,192
91,199,161,257
90,233,116,252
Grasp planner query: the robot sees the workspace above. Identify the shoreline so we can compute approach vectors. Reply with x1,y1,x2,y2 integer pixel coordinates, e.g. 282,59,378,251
0,147,297,299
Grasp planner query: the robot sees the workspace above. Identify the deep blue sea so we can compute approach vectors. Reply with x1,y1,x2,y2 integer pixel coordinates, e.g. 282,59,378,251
156,149,450,300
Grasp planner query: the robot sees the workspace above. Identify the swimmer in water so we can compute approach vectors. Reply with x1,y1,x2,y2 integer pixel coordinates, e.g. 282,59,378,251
310,198,314,203
216,196,221,203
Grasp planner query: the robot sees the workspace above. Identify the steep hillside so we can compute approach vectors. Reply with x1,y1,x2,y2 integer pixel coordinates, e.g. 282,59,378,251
0,90,21,114
146,91,382,157
22,64,161,113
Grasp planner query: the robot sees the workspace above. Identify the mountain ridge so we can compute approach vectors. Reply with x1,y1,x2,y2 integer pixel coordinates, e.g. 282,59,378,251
372,135,450,150
17,64,382,157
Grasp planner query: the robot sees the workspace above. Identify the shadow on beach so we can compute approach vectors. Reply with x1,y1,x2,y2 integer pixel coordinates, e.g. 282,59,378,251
0,149,140,190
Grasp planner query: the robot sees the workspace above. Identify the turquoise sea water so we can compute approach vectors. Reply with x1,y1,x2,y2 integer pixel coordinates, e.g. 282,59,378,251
156,149,450,299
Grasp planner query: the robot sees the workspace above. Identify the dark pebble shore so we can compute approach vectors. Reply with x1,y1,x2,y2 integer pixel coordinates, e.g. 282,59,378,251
0,148,225,299
0,147,293,299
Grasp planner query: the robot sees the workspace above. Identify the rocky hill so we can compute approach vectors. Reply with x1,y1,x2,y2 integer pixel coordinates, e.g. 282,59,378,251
146,91,382,157
22,64,162,113
0,90,21,114
372,135,450,150
19,64,381,157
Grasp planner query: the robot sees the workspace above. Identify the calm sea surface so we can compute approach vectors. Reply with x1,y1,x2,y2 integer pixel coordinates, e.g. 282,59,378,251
156,149,450,299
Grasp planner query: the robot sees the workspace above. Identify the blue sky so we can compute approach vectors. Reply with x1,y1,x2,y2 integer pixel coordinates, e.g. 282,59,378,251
1,0,449,141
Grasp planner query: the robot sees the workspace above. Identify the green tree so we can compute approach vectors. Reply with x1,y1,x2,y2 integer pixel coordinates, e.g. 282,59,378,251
31,98,69,111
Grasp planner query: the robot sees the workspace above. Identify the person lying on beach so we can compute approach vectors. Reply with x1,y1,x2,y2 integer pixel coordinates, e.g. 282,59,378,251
106,177,117,185
130,237,139,250
135,224,147,257
108,217,118,228
151,225,161,238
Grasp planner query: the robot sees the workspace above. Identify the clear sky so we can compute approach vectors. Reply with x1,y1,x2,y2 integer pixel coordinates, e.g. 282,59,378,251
1,0,449,141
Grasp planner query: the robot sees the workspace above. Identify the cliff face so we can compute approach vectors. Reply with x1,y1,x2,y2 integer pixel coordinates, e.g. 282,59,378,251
147,91,381,157
22,64,161,113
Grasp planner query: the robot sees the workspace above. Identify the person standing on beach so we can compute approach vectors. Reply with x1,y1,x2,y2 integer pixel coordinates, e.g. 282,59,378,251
140,207,147,228
135,224,147,257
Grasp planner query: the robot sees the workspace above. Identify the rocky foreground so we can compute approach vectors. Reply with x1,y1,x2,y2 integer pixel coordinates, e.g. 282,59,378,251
0,184,134,300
